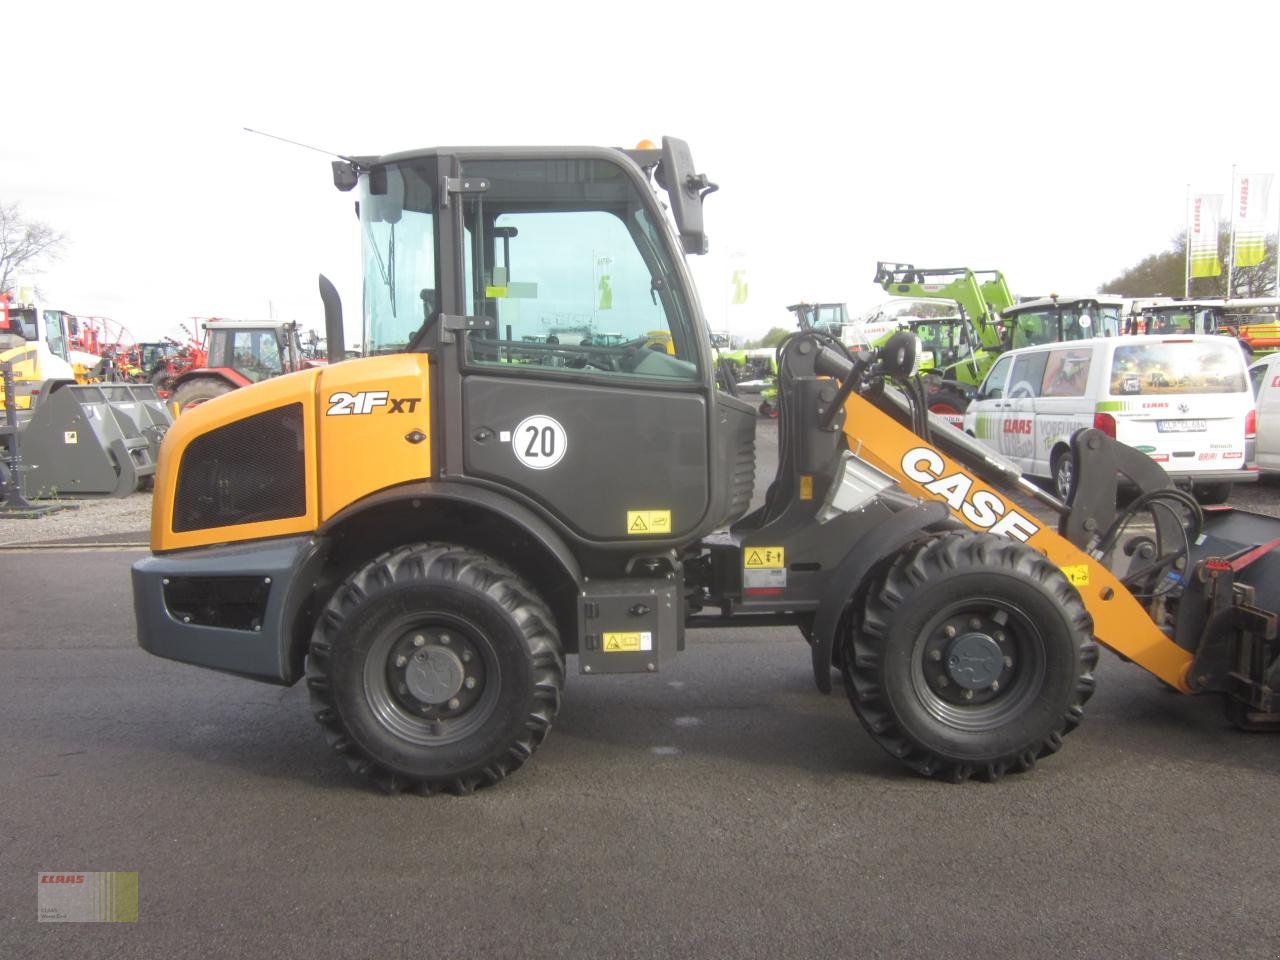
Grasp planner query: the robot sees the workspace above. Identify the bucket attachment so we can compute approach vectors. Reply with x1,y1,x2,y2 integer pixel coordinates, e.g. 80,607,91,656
16,383,173,498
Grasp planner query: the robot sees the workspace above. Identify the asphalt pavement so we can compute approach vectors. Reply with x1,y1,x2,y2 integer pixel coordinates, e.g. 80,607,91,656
1,420,1278,958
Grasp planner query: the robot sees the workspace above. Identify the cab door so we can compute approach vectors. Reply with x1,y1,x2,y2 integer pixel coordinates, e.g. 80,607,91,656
449,153,717,545
966,352,1014,451
1003,350,1049,473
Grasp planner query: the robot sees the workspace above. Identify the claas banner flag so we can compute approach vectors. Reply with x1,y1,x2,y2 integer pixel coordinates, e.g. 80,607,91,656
1233,173,1273,269
1190,193,1224,278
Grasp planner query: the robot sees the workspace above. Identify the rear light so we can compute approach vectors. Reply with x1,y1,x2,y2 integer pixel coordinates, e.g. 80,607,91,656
1093,412,1117,438
1246,409,1256,439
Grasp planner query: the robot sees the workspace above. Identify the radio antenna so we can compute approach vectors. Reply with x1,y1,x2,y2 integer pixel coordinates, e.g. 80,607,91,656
243,127,355,163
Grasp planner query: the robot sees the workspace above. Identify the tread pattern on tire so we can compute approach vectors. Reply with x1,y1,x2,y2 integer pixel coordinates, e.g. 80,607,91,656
172,377,234,411
844,532,1098,783
306,542,564,796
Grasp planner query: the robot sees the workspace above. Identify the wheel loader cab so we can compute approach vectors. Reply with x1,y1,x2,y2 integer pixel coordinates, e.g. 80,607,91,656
358,146,755,551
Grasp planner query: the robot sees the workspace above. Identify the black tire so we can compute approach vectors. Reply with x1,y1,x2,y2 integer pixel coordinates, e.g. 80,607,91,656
172,377,234,412
758,400,778,419
927,384,969,426
306,543,564,795
842,532,1098,782
1195,482,1231,505
1051,447,1074,502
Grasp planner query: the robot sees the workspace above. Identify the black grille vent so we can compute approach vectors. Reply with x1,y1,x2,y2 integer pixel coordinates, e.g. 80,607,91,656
174,404,306,532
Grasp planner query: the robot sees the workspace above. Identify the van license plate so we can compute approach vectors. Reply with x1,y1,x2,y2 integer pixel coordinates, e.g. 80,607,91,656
1157,420,1207,432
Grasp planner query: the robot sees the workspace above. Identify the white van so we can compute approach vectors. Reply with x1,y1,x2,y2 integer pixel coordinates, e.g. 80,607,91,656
1247,352,1280,471
963,335,1258,502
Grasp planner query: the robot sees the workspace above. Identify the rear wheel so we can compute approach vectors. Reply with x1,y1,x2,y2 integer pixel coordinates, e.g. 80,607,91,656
172,377,234,412
306,543,564,795
1195,482,1231,505
842,532,1097,781
926,383,969,428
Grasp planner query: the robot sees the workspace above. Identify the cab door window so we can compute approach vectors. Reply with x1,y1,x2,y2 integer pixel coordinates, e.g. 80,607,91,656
43,310,68,361
980,354,1013,400
460,158,699,382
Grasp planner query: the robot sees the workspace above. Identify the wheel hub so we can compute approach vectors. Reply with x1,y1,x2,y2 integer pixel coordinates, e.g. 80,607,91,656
406,646,466,703
921,612,1017,706
385,629,486,720
945,633,1004,690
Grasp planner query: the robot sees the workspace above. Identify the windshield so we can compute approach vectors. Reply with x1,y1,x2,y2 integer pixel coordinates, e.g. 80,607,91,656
0,306,38,347
360,163,436,354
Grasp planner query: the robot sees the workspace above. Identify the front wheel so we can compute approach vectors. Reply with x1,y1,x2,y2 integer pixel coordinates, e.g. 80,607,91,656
1051,448,1074,502
842,532,1098,782
306,543,564,795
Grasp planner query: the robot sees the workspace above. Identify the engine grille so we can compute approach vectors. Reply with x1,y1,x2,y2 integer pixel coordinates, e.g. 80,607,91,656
174,404,306,532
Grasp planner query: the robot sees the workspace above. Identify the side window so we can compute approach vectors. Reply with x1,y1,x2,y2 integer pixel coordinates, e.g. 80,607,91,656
1041,348,1093,398
981,354,1013,400
460,158,699,382
44,311,68,361
1008,352,1050,399
1249,364,1266,398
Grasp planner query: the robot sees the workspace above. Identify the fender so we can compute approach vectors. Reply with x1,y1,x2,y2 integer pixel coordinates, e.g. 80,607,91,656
170,367,253,393
810,501,951,693
319,478,583,590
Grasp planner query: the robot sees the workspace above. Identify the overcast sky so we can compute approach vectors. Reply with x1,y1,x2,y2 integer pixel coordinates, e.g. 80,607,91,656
6,0,1279,345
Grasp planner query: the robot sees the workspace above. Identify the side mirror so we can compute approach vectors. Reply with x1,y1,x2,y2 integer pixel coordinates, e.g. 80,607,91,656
658,137,717,255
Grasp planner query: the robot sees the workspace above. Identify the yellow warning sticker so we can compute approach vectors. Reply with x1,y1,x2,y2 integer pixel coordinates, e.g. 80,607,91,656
603,632,652,652
627,510,672,535
1061,564,1090,587
744,547,785,569
484,285,508,298
799,475,814,501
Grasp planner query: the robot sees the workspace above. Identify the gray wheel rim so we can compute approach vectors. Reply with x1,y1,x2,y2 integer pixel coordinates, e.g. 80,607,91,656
909,596,1048,731
362,612,502,746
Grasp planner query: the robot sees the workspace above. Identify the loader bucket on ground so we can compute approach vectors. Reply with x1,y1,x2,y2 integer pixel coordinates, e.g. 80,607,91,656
93,383,171,463
16,383,172,498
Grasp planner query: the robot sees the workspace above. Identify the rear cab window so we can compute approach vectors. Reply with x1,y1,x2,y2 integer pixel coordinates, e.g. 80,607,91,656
1107,341,1247,397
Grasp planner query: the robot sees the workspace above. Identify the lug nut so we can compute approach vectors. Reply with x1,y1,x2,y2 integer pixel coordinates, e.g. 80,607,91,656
994,632,1006,643
929,649,942,662
990,680,1001,692
937,675,949,687
968,618,981,630
962,689,974,700
1003,656,1013,668
395,655,408,668
440,634,451,645
943,625,957,638
464,677,477,689
448,698,461,710
461,650,472,662
412,635,425,648
398,683,409,695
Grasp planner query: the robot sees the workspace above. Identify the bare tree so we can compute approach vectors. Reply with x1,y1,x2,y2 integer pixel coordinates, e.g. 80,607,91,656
0,201,68,296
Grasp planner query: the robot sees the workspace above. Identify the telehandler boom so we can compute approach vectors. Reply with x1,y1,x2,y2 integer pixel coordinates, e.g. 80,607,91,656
133,138,1280,794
